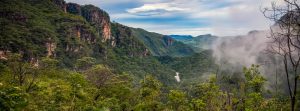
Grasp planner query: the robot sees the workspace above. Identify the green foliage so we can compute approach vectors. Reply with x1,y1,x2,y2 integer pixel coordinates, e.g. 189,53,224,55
40,57,59,69
135,75,164,111
243,64,266,93
106,54,178,85
167,90,189,110
75,57,96,70
0,54,291,111
158,50,217,82
191,98,206,111
139,75,162,100
0,85,28,110
0,0,292,110
242,65,268,110
131,27,194,57
192,76,225,111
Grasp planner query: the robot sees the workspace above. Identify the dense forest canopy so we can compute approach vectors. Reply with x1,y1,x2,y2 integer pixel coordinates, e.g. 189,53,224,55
0,0,300,111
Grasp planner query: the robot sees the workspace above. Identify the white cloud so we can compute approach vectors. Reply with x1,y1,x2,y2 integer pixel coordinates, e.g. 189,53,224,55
126,2,189,15
65,0,132,5
119,21,258,36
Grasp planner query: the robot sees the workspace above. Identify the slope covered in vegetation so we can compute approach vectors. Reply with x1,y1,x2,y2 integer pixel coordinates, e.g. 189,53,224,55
0,0,296,110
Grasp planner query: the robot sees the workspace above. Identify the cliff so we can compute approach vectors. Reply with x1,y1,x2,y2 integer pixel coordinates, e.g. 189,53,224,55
52,0,112,43
81,5,111,42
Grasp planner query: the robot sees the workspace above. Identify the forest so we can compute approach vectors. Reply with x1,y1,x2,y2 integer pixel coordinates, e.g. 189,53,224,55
1,0,300,111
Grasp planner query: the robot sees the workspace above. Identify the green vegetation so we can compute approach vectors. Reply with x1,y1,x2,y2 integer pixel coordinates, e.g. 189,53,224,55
0,55,291,110
0,0,298,110
131,28,194,57
157,50,216,82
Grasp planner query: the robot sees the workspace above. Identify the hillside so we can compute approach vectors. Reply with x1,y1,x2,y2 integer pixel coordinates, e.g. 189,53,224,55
0,0,203,85
132,28,194,57
169,34,218,52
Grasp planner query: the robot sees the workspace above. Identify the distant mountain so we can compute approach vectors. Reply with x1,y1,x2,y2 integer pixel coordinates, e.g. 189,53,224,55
169,35,193,40
132,29,194,57
169,34,218,52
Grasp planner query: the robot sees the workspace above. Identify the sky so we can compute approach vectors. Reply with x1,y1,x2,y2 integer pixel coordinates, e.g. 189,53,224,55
64,0,284,36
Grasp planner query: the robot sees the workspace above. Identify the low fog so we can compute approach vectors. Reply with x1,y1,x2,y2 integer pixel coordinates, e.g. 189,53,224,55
211,29,287,92
212,30,270,67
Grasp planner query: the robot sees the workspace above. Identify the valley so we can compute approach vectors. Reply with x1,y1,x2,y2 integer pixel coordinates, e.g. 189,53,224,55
0,0,299,110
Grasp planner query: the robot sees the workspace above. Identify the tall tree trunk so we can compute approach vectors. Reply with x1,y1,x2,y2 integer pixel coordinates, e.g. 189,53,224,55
291,96,295,111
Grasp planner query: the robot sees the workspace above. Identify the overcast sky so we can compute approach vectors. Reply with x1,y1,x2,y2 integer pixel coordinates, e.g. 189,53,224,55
65,0,284,36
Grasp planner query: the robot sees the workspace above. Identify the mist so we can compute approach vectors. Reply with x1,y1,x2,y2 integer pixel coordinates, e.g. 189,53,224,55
211,29,287,92
212,30,270,67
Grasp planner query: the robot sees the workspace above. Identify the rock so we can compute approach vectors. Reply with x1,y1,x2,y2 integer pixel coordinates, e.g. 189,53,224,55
143,49,150,56
81,5,111,42
45,38,56,57
64,2,112,44
0,50,10,60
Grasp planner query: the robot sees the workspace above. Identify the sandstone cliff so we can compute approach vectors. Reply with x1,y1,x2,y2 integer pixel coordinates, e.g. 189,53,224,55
81,5,111,42
52,0,112,43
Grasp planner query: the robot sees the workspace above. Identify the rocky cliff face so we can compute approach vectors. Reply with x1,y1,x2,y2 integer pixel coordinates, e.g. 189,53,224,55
53,1,112,43
45,37,56,57
70,25,97,43
81,5,111,42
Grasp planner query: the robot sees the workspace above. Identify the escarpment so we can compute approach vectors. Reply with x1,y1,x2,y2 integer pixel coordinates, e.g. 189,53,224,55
81,5,111,42
52,0,112,43
50,2,151,56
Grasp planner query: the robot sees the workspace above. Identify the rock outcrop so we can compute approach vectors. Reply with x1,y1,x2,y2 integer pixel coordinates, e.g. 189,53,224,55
46,38,56,57
0,50,10,60
81,5,111,42
143,49,150,56
52,0,112,43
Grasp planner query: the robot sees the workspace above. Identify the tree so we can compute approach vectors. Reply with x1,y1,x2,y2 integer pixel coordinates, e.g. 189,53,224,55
135,75,163,111
263,1,300,110
243,65,266,110
243,65,266,93
0,85,28,110
75,57,96,71
40,57,59,69
192,76,224,111
7,54,33,86
84,65,113,100
167,90,188,110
